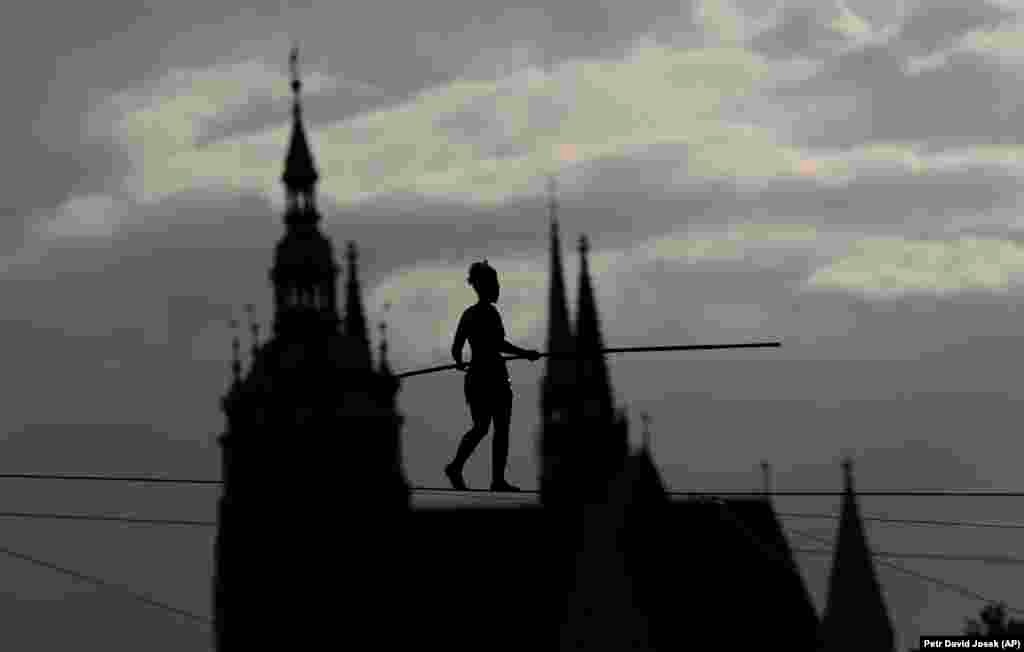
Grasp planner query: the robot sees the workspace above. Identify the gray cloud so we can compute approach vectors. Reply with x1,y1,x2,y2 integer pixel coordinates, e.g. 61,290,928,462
735,165,1022,232
750,4,858,60
897,0,1014,55
770,35,1024,148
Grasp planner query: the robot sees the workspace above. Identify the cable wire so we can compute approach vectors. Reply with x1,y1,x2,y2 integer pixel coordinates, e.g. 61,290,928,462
0,473,220,485
0,511,216,527
709,498,1024,615
792,547,1024,566
412,485,1024,497
0,507,1021,543
778,512,1024,531
0,541,212,626
2,475,1024,497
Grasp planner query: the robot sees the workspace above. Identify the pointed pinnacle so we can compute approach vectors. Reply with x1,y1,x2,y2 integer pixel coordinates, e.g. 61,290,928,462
761,461,773,497
841,457,854,491
289,42,301,95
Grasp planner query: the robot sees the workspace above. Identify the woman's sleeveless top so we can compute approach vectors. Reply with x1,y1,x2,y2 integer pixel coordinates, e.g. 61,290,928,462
465,303,510,381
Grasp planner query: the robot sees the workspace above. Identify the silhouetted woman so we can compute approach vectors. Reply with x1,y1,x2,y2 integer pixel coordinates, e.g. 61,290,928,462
445,261,540,492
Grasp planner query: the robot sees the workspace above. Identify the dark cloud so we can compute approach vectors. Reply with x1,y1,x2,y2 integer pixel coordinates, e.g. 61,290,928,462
897,0,1014,55
750,5,854,60
737,165,1022,232
197,84,399,149
842,0,915,27
287,1,694,97
773,36,1024,148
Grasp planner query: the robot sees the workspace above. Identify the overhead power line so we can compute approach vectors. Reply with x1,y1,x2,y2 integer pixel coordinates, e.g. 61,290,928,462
411,485,1024,498
0,473,221,485
778,512,1024,531
707,497,1024,615
1,475,1023,498
793,548,1024,566
0,540,212,626
0,511,216,527
0,507,1019,541
787,528,1024,615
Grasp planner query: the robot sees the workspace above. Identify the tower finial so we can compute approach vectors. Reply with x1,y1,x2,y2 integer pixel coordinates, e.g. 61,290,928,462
578,233,589,254
281,39,318,192
841,457,854,492
289,42,301,95
546,174,558,224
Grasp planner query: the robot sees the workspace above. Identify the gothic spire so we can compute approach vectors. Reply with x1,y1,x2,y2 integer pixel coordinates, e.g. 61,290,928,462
344,241,373,370
820,459,895,652
282,44,319,193
539,174,577,507
575,234,614,421
543,174,574,374
574,233,626,498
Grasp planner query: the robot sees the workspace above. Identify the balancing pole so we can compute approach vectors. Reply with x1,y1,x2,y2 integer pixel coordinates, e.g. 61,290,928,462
394,341,782,379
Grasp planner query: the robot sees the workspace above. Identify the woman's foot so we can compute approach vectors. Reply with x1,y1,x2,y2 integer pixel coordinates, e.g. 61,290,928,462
490,479,521,492
444,463,468,490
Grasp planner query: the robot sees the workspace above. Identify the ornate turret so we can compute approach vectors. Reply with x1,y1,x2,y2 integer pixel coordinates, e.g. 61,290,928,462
270,45,340,339
281,45,319,197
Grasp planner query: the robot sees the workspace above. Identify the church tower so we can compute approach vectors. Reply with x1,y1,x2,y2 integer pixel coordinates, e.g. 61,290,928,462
213,45,408,652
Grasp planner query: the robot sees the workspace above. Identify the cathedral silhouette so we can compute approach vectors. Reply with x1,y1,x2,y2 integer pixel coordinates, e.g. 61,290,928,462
212,48,896,651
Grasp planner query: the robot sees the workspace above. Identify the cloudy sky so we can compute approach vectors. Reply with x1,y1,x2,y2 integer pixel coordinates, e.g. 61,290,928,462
5,0,1024,647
